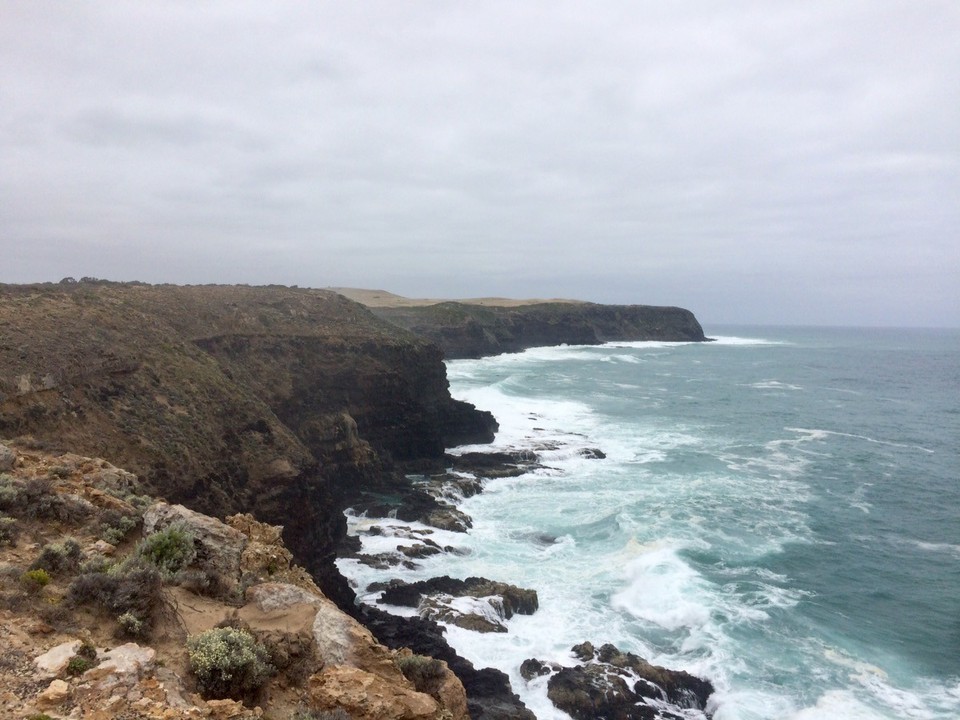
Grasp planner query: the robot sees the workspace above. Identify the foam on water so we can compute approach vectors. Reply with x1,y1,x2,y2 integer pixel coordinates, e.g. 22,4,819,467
339,330,960,719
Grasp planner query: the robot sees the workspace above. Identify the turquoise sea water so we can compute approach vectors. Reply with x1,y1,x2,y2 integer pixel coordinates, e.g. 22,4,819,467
341,327,960,719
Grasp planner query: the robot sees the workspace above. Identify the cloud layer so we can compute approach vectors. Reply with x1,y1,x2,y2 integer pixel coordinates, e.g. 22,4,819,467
2,1,958,325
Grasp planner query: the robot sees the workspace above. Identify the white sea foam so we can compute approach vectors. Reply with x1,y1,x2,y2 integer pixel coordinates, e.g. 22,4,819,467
702,335,789,346
745,380,804,391
785,427,936,454
342,330,960,720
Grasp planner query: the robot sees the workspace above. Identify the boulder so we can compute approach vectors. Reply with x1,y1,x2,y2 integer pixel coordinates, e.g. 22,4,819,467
309,665,441,720
35,678,70,708
85,642,156,682
519,658,556,681
34,639,82,675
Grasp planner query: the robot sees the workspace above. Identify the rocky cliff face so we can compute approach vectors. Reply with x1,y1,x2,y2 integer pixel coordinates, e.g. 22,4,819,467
0,282,495,607
370,301,708,359
0,442,470,720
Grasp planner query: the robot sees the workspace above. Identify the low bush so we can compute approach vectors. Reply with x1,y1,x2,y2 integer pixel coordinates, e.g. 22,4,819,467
21,568,51,593
116,611,145,638
137,522,196,575
187,626,274,700
0,477,87,523
395,653,446,693
67,557,162,638
98,509,139,545
66,655,93,676
0,515,18,545
30,539,82,574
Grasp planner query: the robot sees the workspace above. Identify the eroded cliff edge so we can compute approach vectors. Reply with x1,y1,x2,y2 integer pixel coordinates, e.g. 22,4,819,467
369,301,707,358
0,282,495,609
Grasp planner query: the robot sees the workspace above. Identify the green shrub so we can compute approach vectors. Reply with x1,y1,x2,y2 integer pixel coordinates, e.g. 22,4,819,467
99,509,139,545
0,477,86,523
0,515,18,545
21,568,51,592
187,627,274,700
116,611,145,638
66,655,93,676
30,539,82,574
68,557,162,638
124,493,154,511
395,653,446,692
137,522,196,575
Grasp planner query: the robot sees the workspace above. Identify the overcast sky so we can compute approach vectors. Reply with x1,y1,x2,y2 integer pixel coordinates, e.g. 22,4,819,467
2,2,958,326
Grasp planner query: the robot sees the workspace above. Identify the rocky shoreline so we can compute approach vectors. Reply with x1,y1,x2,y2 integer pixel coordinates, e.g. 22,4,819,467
0,280,712,718
338,447,716,720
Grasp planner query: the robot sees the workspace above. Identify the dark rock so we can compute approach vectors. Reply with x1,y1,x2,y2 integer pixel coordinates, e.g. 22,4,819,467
544,642,713,720
379,576,539,618
446,451,543,479
399,543,442,559
420,595,509,633
571,641,595,662
519,658,555,681
579,447,606,459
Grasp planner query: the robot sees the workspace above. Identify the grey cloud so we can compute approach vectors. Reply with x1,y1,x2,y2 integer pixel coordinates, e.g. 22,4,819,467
1,1,958,326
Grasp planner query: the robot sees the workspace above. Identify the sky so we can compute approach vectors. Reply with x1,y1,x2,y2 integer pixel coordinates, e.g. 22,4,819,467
1,2,958,327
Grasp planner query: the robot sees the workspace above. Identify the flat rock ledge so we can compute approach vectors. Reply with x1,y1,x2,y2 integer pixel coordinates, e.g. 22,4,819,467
378,576,539,634
527,641,714,720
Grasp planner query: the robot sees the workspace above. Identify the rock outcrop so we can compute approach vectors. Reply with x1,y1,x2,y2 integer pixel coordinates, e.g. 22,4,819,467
0,444,469,720
532,641,714,720
370,301,708,359
379,576,540,634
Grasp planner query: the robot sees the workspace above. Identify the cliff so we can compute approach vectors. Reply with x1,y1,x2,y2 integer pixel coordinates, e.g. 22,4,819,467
0,282,496,609
369,301,708,359
0,442,470,720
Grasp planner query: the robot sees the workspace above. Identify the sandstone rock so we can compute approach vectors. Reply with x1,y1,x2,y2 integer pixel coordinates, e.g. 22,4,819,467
309,665,441,720
0,443,16,471
228,513,320,591
143,502,247,583
312,593,404,682
245,581,321,612
34,639,82,675
36,678,71,707
85,642,156,681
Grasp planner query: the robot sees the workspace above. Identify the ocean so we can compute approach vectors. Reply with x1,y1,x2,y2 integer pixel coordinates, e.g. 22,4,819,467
339,326,960,719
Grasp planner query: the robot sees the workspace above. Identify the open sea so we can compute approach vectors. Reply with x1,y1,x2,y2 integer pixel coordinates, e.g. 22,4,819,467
339,326,960,719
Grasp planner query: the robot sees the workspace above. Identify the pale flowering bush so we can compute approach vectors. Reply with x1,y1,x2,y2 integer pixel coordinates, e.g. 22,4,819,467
187,626,273,699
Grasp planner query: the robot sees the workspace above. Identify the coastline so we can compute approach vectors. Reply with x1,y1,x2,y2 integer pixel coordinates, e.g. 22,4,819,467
0,280,712,719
